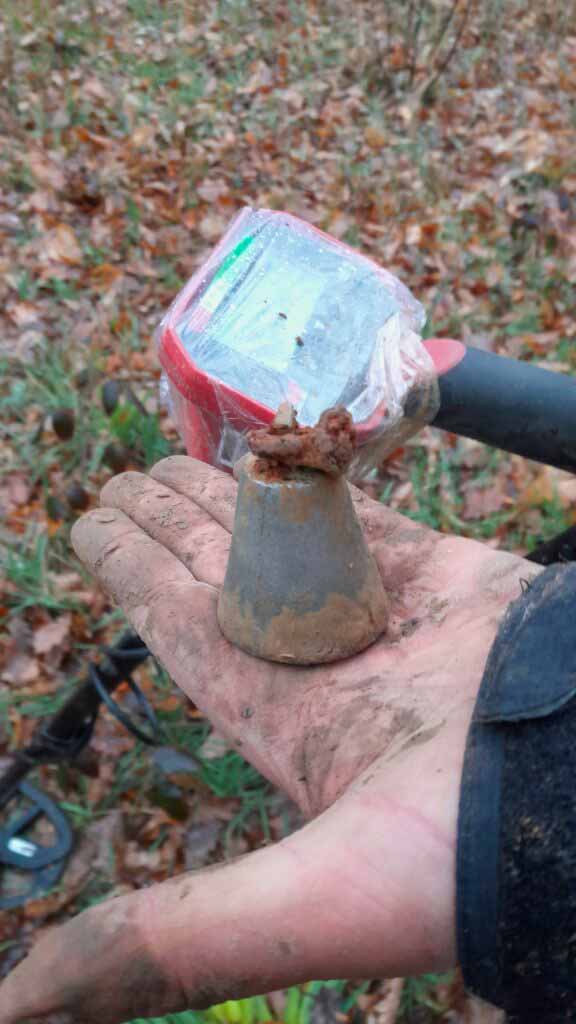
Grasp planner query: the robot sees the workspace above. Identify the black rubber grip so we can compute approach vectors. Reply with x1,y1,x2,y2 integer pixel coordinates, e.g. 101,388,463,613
432,347,576,473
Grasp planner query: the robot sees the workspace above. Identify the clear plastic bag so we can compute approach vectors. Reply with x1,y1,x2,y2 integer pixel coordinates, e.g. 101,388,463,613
157,208,439,478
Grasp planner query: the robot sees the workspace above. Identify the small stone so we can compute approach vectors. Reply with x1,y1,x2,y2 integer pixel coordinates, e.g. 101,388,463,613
272,401,297,430
52,407,75,440
102,380,122,415
66,481,90,510
152,746,201,776
103,442,130,473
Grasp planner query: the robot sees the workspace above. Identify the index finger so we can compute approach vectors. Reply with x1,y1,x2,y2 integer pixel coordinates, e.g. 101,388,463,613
149,455,437,547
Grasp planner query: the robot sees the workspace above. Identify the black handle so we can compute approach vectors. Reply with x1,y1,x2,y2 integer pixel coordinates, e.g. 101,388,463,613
0,632,151,809
432,346,576,473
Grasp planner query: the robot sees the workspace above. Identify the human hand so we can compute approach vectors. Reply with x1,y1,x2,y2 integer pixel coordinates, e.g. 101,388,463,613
0,456,536,1023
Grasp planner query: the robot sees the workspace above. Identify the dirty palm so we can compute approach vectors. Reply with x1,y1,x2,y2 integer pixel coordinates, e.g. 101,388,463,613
0,451,532,1022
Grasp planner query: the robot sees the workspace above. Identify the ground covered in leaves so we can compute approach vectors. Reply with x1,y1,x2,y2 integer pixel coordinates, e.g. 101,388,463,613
1,1,575,1021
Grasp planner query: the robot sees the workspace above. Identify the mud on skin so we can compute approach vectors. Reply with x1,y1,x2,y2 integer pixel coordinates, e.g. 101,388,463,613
24,906,184,1023
2,884,239,1024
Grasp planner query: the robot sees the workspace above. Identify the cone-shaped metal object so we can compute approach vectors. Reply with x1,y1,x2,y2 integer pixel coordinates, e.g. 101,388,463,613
217,455,389,665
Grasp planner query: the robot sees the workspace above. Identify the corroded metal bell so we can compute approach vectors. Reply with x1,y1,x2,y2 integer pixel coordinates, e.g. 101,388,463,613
217,454,389,665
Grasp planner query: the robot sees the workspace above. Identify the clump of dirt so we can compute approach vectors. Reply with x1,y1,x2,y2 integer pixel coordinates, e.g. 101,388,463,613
247,403,356,478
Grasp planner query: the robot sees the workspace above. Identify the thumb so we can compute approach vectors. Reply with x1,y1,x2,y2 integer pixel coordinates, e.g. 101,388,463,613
0,778,454,1024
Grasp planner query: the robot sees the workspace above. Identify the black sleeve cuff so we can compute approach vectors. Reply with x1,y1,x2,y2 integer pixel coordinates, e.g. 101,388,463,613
457,563,576,1021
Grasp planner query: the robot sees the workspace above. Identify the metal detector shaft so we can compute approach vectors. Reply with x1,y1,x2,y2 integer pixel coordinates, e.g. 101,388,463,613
0,632,151,809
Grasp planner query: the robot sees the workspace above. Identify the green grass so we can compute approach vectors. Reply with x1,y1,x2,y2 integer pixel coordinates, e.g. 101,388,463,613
0,655,274,918
2,531,85,616
405,445,464,533
138,706,273,845
397,440,573,549
0,349,171,627
0,351,104,484
508,495,573,552
108,402,171,467
128,980,363,1024
400,973,453,1018
0,650,271,846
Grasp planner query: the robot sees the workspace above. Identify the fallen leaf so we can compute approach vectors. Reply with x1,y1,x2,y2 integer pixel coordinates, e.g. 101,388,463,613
0,212,22,233
364,125,386,150
517,467,554,510
90,262,124,291
460,998,506,1023
33,613,72,656
82,77,109,102
26,188,57,213
198,211,228,242
123,841,163,871
406,223,422,245
8,301,42,328
557,477,576,507
131,123,157,148
198,730,230,760
182,208,197,229
86,810,125,873
462,485,506,520
4,473,33,506
1,652,39,687
326,210,354,238
179,24,197,43
7,614,32,650
74,125,112,149
129,351,151,371
20,30,40,47
184,820,222,869
125,258,157,278
398,102,415,124
47,570,84,593
242,59,273,95
196,177,230,203
280,86,305,110
105,353,123,375
365,980,404,1024
23,833,97,920
443,968,505,1023
390,480,414,507
28,151,65,191
43,224,83,265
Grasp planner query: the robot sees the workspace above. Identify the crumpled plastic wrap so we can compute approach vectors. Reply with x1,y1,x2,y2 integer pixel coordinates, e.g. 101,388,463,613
157,207,439,478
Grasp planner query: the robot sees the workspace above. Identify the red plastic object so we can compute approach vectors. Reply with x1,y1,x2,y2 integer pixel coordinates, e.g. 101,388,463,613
159,322,465,466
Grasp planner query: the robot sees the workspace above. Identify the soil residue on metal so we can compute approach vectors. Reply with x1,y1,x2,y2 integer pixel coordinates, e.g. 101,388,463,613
218,578,389,666
247,402,356,479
